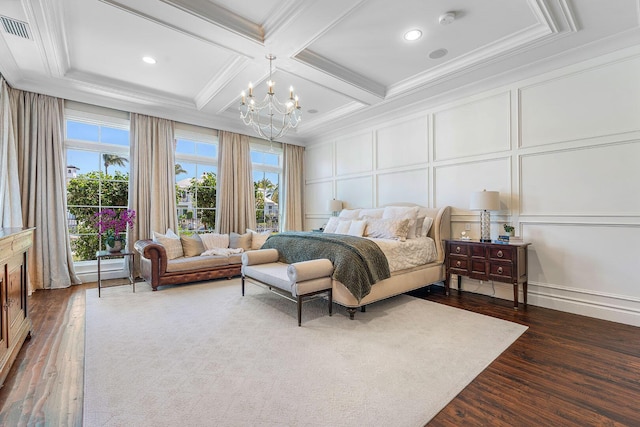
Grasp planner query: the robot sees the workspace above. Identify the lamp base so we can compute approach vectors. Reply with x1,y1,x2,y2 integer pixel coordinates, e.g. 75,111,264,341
480,210,491,242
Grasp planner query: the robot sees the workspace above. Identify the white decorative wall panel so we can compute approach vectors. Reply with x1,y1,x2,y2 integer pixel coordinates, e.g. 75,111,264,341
525,223,639,298
520,56,640,147
521,142,640,215
376,117,428,169
434,158,511,212
337,177,373,208
433,92,511,161
336,133,373,175
377,169,428,207
305,182,333,214
304,143,333,180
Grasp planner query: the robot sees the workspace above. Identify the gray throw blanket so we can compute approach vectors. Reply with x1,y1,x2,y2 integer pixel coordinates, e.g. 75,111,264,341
261,232,390,302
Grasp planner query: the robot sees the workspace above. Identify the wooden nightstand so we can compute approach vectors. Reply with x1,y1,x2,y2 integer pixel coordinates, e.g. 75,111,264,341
444,239,531,310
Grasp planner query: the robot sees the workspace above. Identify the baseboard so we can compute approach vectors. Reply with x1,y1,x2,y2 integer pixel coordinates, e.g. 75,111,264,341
455,276,640,327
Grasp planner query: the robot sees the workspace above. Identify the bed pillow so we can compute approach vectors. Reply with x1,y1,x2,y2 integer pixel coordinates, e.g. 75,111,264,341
421,217,434,237
347,219,366,237
338,209,361,220
334,220,352,235
246,228,272,250
364,217,410,241
358,208,384,219
153,230,184,260
323,216,340,233
407,215,426,239
180,234,205,257
200,233,229,250
229,232,252,251
383,206,419,239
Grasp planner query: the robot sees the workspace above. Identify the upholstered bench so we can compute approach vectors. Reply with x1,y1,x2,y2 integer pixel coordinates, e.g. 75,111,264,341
241,249,334,326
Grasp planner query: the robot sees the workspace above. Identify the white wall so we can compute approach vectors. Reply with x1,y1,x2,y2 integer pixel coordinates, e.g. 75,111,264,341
304,45,640,327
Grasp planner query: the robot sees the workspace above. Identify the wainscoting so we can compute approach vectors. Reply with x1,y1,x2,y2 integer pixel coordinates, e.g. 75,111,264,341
303,44,640,327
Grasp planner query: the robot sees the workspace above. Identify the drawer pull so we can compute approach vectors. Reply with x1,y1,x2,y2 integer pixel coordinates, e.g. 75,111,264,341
497,250,503,258
497,267,503,274
455,246,461,253
456,261,461,267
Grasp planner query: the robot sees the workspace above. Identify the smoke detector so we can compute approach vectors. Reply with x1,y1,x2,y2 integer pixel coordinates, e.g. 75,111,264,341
439,12,456,25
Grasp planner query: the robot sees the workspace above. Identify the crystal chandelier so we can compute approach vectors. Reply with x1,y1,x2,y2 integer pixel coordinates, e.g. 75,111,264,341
240,54,302,142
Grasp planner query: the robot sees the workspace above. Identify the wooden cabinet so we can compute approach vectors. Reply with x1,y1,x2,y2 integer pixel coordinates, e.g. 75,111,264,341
0,228,34,386
444,239,530,309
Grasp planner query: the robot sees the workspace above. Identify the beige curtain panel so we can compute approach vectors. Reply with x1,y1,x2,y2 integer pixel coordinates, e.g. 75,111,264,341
282,143,304,231
10,86,80,290
215,131,256,234
0,78,23,227
128,114,177,275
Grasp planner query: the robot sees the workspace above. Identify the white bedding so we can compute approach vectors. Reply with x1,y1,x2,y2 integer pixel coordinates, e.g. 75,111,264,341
367,236,437,272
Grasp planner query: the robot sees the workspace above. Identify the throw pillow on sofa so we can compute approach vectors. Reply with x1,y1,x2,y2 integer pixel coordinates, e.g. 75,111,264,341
246,228,271,250
200,233,229,250
229,232,252,251
153,229,184,260
180,234,205,257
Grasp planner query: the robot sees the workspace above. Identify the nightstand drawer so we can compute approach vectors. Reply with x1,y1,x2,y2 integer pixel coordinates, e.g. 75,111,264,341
448,256,468,272
489,247,514,261
449,243,469,256
489,263,513,281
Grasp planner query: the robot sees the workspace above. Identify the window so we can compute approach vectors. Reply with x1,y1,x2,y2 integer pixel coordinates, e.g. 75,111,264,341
251,143,282,232
65,118,130,262
175,132,218,234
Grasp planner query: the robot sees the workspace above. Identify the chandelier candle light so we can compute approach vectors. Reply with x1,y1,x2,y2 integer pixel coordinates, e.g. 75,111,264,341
240,54,302,142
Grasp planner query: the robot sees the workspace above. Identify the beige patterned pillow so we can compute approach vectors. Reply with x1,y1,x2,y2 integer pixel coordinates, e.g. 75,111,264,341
246,229,272,250
200,233,230,250
181,234,205,257
364,218,410,242
155,234,184,260
229,232,252,251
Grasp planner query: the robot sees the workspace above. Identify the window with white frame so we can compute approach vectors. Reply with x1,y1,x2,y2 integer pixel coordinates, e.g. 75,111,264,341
174,127,218,234
251,140,282,232
65,110,130,262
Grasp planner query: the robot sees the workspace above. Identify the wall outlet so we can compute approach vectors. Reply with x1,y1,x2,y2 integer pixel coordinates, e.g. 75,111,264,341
465,223,471,231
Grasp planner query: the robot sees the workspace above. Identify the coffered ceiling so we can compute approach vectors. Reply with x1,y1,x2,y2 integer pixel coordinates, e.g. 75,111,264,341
1,0,639,145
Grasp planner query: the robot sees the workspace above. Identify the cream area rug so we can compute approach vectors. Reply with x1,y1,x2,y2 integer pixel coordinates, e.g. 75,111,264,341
83,279,527,426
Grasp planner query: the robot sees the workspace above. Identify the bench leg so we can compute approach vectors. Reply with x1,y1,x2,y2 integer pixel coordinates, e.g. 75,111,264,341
241,276,245,296
328,288,333,317
297,296,303,327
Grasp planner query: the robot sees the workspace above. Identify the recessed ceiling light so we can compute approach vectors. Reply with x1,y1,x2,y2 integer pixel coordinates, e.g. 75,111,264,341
142,56,156,64
403,29,422,42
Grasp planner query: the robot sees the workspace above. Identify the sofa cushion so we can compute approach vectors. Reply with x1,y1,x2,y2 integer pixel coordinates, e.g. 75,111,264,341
181,234,205,257
154,232,184,260
230,232,252,251
200,233,229,250
166,255,230,273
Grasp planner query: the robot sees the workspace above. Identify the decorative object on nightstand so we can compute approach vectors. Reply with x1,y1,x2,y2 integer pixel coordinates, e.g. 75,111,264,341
329,199,343,216
503,224,515,236
470,190,500,242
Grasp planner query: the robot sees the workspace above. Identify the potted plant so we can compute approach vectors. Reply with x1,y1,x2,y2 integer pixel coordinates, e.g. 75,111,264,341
503,224,515,237
94,208,136,252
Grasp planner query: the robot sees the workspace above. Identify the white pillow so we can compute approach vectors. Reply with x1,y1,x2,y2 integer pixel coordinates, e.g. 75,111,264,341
323,216,340,233
358,208,384,219
246,228,272,250
338,209,361,220
154,232,184,260
152,228,178,242
364,217,410,242
421,217,434,237
335,220,352,234
382,206,419,221
200,233,230,250
347,220,366,237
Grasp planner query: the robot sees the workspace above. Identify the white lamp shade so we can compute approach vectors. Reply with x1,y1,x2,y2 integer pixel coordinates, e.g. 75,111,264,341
470,190,500,211
329,199,343,212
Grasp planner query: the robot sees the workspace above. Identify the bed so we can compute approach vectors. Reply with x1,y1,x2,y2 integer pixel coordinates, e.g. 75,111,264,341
262,204,451,319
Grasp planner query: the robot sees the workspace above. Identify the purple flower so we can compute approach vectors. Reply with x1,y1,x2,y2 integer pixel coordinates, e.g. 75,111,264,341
94,209,136,244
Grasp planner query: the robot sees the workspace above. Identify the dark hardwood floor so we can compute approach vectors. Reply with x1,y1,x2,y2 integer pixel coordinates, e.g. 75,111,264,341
0,282,638,426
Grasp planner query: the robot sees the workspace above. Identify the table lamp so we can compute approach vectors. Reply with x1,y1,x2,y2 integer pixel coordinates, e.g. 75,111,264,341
329,199,343,216
470,190,500,242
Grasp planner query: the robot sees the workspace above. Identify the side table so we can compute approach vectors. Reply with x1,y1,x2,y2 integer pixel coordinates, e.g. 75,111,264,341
96,250,136,297
444,239,531,310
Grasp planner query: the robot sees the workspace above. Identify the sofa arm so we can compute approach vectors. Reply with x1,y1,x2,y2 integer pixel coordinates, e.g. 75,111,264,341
134,239,168,277
287,259,333,283
242,248,279,266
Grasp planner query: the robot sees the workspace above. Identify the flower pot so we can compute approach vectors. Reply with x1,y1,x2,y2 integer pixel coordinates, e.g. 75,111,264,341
106,240,123,253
